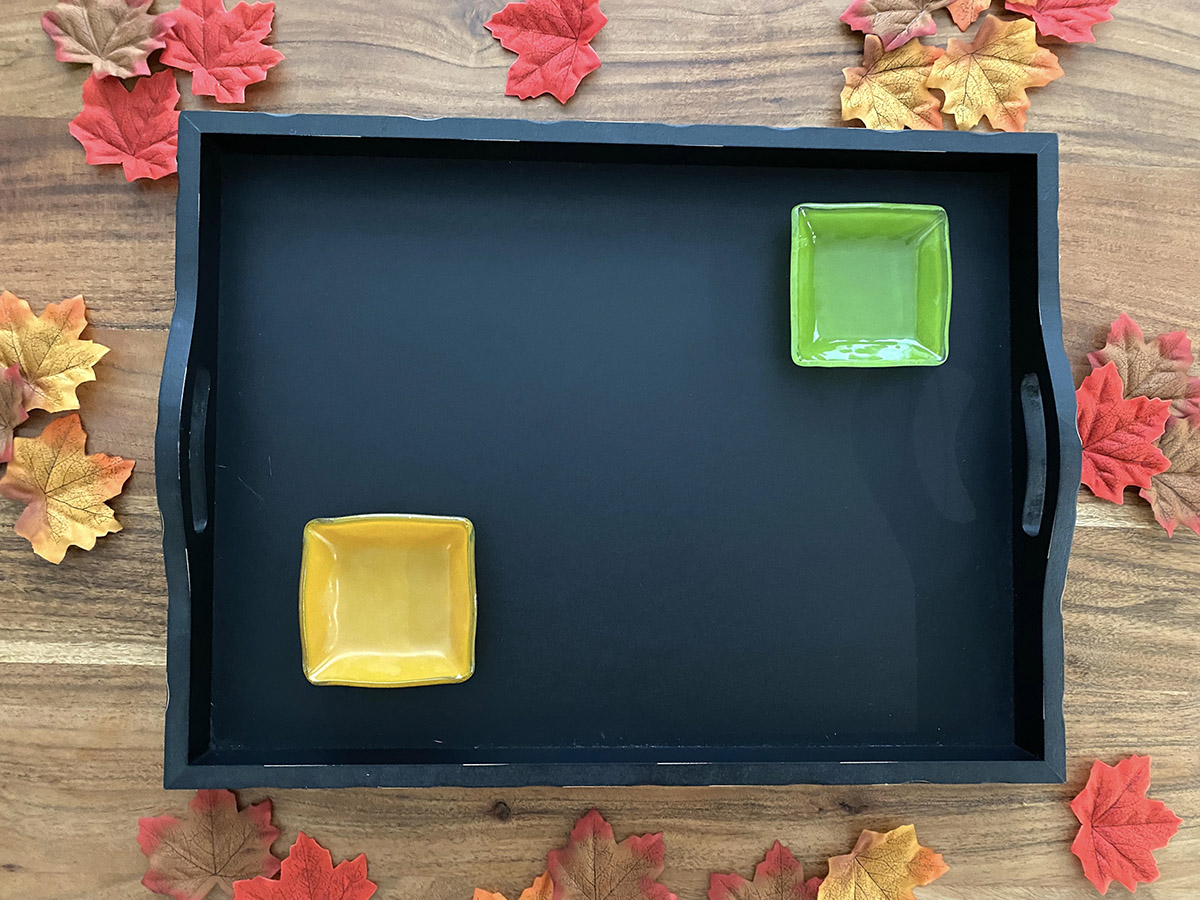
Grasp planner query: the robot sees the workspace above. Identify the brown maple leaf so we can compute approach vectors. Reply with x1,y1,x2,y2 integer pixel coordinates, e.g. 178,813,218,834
547,810,678,900
709,842,820,900
0,413,134,564
0,291,109,412
927,15,1063,132
139,790,281,900
1141,417,1200,537
841,35,945,130
41,0,167,79
1087,313,1200,421
817,826,947,900
0,364,29,464
840,0,953,52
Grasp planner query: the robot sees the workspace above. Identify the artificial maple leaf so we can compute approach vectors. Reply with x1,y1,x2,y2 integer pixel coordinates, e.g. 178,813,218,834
1070,756,1181,894
233,832,376,900
1004,0,1117,42
1087,313,1200,421
927,15,1063,132
547,810,677,900
1140,417,1200,537
139,790,281,900
840,0,952,52
1076,362,1171,504
0,413,133,563
817,826,947,900
160,0,284,103
41,0,167,79
476,872,556,900
841,35,944,130
709,842,821,900
0,365,29,465
946,0,990,30
484,0,607,103
69,70,180,181
0,291,109,412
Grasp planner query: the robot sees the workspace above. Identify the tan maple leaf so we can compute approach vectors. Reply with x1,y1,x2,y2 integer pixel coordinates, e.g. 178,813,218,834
0,413,133,563
1142,418,1200,537
927,15,1063,132
817,825,947,900
41,0,168,80
0,291,109,412
841,35,945,130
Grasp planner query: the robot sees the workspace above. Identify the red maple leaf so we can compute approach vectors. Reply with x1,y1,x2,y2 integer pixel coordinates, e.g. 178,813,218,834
484,0,607,103
547,810,677,900
1070,756,1182,894
233,832,376,900
68,70,180,181
1004,0,1118,42
1076,362,1170,503
160,0,284,103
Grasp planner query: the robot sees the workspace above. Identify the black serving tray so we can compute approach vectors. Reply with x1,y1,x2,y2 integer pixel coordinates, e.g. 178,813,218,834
157,113,1078,788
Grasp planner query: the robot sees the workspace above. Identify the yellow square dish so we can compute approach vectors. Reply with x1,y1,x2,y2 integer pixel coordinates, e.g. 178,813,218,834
299,514,476,687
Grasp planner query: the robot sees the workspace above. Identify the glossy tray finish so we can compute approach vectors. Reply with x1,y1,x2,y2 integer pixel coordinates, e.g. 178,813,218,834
158,114,1078,788
790,203,951,367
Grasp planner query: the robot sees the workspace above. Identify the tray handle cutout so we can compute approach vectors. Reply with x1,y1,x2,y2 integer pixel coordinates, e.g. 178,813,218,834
1020,373,1048,537
185,366,211,534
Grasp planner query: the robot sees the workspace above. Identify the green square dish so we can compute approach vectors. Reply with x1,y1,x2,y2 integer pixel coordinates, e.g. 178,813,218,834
790,203,951,367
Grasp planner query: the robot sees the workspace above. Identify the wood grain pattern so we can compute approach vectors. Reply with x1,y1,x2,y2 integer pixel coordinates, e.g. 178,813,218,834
0,0,1197,897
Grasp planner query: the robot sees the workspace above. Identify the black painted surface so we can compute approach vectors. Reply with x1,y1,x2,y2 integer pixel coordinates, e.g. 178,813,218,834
158,115,1076,787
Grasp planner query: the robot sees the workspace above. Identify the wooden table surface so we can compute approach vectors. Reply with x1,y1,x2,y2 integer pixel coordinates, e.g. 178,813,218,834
0,0,1197,898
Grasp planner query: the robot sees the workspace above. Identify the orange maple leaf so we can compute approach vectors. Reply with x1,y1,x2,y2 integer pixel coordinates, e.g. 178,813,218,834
475,872,555,900
0,291,109,412
927,15,1063,132
946,0,990,29
841,35,945,130
816,826,947,900
0,413,134,563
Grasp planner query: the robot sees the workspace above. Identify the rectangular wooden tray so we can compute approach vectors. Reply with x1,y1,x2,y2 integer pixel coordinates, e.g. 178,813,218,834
157,113,1078,788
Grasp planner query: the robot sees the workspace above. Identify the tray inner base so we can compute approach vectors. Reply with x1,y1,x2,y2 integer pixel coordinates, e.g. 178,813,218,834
191,136,1045,767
